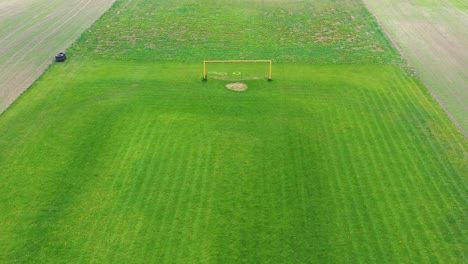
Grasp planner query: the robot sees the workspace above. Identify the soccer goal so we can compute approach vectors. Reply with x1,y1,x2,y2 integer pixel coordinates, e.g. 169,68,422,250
203,60,272,81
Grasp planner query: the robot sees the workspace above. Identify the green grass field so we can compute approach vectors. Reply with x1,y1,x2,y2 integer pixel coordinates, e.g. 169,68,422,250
0,0,466,263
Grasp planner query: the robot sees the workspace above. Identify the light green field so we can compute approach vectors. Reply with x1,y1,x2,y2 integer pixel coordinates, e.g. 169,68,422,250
0,0,466,263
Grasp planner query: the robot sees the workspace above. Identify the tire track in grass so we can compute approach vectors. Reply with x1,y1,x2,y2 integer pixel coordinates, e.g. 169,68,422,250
189,139,216,263
277,110,290,239
356,99,406,263
335,118,379,263
319,111,347,260
275,106,302,261
362,128,418,261
254,136,285,262
367,100,420,261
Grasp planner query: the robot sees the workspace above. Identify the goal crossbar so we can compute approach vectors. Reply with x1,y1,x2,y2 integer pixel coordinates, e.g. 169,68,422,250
203,60,272,80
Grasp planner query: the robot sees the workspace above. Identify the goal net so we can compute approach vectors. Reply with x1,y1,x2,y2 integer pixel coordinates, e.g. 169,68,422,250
203,60,272,81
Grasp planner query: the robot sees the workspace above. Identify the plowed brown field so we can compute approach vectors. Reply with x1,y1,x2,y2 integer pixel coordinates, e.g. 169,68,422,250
0,0,115,114
362,0,467,134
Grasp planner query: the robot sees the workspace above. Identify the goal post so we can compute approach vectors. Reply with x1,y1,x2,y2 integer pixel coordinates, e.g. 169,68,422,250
203,60,272,81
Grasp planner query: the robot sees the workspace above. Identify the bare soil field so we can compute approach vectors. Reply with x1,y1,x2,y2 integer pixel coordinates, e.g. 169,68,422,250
0,0,115,114
362,0,467,135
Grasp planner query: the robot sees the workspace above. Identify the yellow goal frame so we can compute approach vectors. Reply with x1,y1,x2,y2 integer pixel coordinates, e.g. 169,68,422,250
203,60,272,81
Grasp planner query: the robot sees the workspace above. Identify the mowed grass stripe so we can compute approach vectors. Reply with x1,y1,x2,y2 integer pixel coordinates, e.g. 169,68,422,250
366,69,460,262
151,123,196,262
82,111,153,263
308,72,367,261
325,108,368,263
347,92,400,261
402,78,467,260
338,111,383,264
96,113,154,261
315,112,353,263
175,138,209,263
330,73,406,262
177,138,217,263
122,115,163,257
364,82,434,261
382,70,465,261
297,65,466,263
284,121,322,259
390,71,466,205
144,123,180,262
138,120,186,263
355,79,434,262
164,129,196,263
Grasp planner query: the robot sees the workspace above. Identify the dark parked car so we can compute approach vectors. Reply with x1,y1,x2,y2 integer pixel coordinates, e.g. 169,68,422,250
55,52,66,62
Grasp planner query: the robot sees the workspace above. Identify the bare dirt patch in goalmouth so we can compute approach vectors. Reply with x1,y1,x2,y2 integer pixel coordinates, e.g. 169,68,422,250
225,82,248,92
